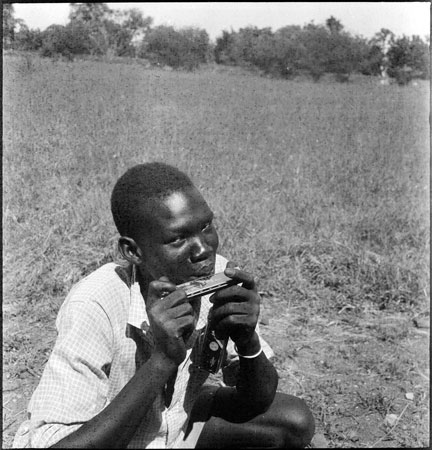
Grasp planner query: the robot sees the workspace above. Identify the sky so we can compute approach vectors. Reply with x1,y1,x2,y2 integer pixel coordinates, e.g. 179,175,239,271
13,2,431,41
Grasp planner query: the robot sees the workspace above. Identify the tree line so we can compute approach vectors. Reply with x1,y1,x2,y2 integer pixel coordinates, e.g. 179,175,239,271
3,3,430,84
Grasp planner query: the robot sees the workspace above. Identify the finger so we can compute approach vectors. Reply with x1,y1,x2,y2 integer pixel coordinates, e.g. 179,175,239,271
226,260,238,270
175,315,195,338
210,285,255,305
168,301,194,319
149,279,177,296
211,301,258,321
213,314,252,335
224,267,256,291
159,289,188,309
210,302,251,323
147,279,177,309
214,328,230,340
148,279,190,311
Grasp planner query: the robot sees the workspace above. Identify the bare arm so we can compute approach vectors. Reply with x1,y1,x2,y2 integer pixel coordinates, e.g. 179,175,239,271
204,267,278,422
51,353,176,448
52,278,194,448
211,332,278,422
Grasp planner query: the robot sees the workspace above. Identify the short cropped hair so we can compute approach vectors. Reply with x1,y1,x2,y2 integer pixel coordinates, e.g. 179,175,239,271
111,162,194,237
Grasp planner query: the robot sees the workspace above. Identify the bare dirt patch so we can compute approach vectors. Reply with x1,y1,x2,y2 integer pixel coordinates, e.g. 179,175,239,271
260,299,429,448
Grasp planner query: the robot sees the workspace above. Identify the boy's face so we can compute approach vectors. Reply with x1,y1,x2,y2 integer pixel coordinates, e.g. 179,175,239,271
135,186,219,285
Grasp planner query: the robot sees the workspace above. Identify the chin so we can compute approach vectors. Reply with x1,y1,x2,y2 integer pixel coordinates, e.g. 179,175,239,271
189,269,215,281
175,259,216,284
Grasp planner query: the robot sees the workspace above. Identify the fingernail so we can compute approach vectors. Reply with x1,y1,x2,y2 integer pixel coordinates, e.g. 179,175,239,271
225,268,235,277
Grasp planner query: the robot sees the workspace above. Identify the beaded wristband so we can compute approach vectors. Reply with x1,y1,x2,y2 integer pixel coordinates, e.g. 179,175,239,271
234,345,263,359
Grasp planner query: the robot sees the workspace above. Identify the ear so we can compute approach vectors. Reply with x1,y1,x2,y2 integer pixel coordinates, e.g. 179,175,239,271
118,236,143,265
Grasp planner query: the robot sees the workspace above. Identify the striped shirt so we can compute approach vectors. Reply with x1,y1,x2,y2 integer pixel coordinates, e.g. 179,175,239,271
13,255,273,448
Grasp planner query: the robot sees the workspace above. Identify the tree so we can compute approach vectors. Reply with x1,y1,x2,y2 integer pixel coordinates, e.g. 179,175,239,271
103,19,134,56
117,8,152,44
387,35,430,83
214,30,236,64
272,26,304,77
224,26,275,69
40,22,92,59
68,3,153,57
109,8,153,57
297,19,364,81
14,25,44,51
369,28,395,77
297,23,331,81
229,26,267,66
3,3,16,48
326,16,343,34
250,28,277,73
407,35,430,78
69,3,112,25
212,17,428,83
214,25,304,78
326,32,364,79
40,25,70,58
371,28,395,53
360,43,385,76
215,26,281,71
144,26,209,70
69,3,112,55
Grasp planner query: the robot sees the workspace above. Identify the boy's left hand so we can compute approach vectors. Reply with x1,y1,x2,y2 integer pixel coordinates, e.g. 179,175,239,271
209,263,260,351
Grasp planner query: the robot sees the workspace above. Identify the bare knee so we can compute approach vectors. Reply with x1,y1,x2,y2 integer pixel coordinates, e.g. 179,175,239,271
196,392,315,448
267,392,315,448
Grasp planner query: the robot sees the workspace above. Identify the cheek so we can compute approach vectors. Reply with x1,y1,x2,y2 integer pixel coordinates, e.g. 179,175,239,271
141,245,174,272
144,249,184,280
208,229,219,251
159,246,190,266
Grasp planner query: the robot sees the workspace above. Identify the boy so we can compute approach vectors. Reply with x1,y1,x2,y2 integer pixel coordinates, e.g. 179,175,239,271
13,162,314,448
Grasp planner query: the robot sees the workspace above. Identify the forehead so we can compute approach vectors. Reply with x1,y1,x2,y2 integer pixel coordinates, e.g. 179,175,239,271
140,187,212,234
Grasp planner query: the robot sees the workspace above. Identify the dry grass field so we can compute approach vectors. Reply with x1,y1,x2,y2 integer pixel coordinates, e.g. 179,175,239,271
3,52,430,448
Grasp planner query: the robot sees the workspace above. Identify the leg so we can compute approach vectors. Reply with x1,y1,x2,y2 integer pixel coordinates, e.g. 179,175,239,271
194,392,315,448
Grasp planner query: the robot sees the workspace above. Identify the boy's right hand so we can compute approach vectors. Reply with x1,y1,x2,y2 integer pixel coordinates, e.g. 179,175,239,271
146,277,195,366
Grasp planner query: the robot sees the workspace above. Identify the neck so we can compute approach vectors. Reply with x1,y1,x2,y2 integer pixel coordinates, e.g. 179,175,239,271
135,266,153,302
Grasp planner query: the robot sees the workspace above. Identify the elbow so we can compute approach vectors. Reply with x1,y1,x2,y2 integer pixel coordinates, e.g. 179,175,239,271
260,365,279,411
243,372,279,418
247,399,273,418
253,384,277,415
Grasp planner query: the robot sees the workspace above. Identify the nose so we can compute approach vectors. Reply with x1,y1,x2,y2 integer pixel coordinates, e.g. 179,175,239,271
190,234,211,262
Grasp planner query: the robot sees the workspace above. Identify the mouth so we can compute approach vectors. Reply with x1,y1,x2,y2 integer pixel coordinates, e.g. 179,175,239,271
189,264,215,280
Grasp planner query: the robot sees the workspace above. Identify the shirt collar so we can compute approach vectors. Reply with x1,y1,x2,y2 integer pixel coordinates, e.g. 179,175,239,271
127,278,150,331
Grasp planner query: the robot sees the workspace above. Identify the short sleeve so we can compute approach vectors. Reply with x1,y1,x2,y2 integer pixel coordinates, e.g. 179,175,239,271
19,299,114,448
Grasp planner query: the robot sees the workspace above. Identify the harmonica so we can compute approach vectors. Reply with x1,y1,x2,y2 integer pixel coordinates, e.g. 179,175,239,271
177,271,239,299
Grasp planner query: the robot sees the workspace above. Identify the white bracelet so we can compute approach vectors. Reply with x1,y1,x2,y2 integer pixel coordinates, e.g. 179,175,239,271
234,345,263,359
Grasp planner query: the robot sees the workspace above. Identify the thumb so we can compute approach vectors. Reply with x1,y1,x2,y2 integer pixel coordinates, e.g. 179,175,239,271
146,277,175,309
226,260,238,270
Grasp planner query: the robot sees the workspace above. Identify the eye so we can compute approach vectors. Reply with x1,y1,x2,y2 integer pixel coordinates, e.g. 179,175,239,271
202,221,213,232
168,236,186,247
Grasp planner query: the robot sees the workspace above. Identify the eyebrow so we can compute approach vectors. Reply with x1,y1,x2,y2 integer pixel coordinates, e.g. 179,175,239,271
166,210,214,235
